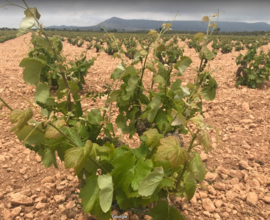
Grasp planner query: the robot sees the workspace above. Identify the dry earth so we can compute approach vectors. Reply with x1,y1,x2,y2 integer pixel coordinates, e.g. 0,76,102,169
0,33,270,220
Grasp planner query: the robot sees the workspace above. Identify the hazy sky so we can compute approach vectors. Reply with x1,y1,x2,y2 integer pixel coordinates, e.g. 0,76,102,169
0,0,270,28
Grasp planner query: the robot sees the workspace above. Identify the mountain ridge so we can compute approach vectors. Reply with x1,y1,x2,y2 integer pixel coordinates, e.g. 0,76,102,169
45,17,270,32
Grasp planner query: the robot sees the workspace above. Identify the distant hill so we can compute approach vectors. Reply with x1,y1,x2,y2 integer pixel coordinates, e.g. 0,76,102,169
46,17,270,32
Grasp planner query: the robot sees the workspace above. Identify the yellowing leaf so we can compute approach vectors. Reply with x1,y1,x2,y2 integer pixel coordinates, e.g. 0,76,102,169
143,129,163,149
197,130,212,153
162,23,172,29
202,16,210,23
210,23,218,29
148,29,158,37
155,136,189,168
45,119,65,139
10,107,33,132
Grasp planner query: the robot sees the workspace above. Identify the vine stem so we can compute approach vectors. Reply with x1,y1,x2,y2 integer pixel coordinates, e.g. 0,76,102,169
0,96,13,111
22,0,72,112
174,130,200,190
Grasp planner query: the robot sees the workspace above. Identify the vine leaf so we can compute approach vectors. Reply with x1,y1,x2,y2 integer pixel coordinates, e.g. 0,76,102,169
34,83,50,104
197,130,212,152
155,136,189,168
64,140,92,175
45,119,65,139
174,56,192,76
98,173,113,213
138,167,164,197
17,8,40,37
80,175,99,213
19,58,47,86
149,200,185,220
10,107,33,132
131,158,153,191
188,152,206,182
143,129,163,149
111,151,136,193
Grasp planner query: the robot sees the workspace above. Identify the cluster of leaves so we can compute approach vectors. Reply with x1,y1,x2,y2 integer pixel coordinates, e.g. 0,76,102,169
156,44,184,64
235,44,270,88
0,33,16,43
220,44,232,54
0,3,220,220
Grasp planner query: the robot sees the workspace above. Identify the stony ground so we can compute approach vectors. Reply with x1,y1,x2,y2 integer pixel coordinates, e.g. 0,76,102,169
0,33,270,220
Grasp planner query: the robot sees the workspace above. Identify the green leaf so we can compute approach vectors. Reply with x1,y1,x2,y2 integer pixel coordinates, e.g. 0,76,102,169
147,96,161,122
155,136,189,168
131,158,153,191
98,174,113,213
80,175,99,213
193,32,204,42
42,148,57,168
153,75,166,87
183,172,197,200
200,46,215,60
188,152,206,182
111,68,124,80
200,77,218,101
149,201,185,220
64,140,92,175
111,151,136,193
138,167,164,197
88,109,103,125
17,16,35,37
45,119,65,139
15,125,44,145
146,62,156,73
143,129,163,149
34,83,50,104
174,56,192,76
19,58,46,85
156,44,166,52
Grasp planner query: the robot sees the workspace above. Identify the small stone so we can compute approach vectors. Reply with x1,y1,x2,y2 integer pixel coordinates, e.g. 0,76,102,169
240,119,253,124
11,206,22,217
226,191,235,201
200,152,207,161
205,172,218,181
199,191,208,199
19,167,27,175
213,213,221,219
246,192,258,206
41,176,55,184
36,155,41,163
65,200,75,209
10,193,33,206
214,200,223,208
263,196,270,203
213,182,226,191
239,160,249,170
251,179,260,188
2,208,11,220
35,202,47,209
25,212,34,219
130,214,140,220
203,211,211,217
208,185,216,195
242,102,250,111
54,195,66,203
202,198,215,212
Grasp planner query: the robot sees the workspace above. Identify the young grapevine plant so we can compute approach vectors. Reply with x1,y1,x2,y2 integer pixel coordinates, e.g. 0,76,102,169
0,2,220,220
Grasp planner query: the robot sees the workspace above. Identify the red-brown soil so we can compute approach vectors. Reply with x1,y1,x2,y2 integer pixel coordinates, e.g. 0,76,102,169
0,33,270,220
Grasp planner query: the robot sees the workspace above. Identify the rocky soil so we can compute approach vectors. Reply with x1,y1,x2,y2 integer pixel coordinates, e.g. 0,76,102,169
0,33,270,220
